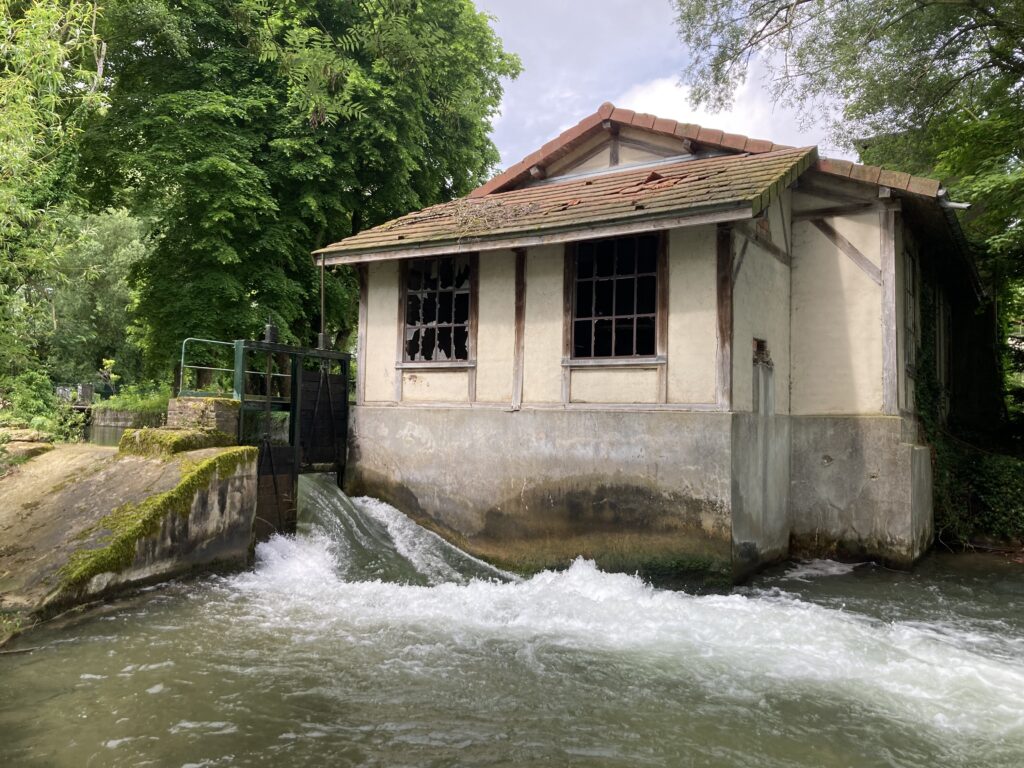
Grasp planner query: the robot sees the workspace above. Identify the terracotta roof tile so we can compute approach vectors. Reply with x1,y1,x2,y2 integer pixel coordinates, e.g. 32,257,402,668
609,107,635,124
816,158,854,177
720,132,748,151
469,102,945,201
318,147,817,260
744,138,774,153
653,117,678,135
633,113,657,129
849,163,882,184
676,123,701,140
906,176,941,197
878,169,912,190
696,127,724,144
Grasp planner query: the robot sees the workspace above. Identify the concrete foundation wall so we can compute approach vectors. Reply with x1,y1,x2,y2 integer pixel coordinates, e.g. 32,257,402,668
789,415,932,564
346,405,735,575
166,397,238,435
731,364,790,577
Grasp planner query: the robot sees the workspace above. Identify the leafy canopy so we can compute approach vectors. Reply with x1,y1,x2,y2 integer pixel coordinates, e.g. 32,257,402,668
82,0,519,371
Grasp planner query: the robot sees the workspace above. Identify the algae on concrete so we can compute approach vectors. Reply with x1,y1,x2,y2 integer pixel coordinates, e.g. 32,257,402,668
118,426,236,457
58,447,257,591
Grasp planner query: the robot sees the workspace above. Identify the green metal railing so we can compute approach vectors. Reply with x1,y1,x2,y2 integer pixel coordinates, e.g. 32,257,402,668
178,337,292,399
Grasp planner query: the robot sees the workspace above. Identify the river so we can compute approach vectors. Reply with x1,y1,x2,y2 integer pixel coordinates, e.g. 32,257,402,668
2,474,1022,767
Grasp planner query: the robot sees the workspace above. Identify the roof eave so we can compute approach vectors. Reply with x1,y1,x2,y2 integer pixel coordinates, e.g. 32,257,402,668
316,202,756,265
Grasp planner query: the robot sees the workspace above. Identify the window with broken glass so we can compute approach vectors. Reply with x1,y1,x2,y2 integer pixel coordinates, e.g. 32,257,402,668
571,234,659,358
403,255,473,362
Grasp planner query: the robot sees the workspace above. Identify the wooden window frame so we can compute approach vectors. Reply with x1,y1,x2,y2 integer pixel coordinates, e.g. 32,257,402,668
396,253,479,370
562,232,668,368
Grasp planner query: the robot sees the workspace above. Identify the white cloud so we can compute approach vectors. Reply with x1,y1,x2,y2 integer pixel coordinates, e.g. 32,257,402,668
614,67,854,160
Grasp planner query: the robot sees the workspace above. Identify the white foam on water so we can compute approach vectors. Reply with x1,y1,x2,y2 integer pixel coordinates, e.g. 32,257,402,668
231,530,1024,749
352,495,518,584
782,559,865,581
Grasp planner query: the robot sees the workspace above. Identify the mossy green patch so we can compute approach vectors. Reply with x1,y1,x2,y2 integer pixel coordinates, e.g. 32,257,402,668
201,397,240,410
58,447,257,591
119,427,235,457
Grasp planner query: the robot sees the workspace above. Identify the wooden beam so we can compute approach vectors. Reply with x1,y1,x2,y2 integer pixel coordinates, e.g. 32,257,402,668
731,237,750,284
792,203,875,221
810,218,882,285
656,231,669,403
561,246,574,404
512,248,526,411
736,221,789,268
356,264,367,405
880,209,898,415
716,224,733,411
318,206,754,265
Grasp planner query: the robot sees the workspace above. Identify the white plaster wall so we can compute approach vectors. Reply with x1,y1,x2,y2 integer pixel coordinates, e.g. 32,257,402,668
732,231,791,413
667,225,717,404
402,370,469,402
363,261,398,402
522,245,564,403
475,250,516,403
791,211,884,415
546,133,608,177
570,368,659,403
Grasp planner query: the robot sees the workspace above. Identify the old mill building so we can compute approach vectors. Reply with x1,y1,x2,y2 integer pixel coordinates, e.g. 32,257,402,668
316,102,987,581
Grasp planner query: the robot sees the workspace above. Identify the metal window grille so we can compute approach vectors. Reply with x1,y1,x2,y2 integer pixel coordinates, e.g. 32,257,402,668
571,234,659,358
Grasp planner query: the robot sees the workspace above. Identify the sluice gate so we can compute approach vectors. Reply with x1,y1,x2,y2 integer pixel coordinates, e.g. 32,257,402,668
179,327,350,537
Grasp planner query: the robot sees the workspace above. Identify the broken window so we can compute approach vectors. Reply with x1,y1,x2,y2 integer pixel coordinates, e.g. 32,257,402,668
404,255,472,362
572,234,659,358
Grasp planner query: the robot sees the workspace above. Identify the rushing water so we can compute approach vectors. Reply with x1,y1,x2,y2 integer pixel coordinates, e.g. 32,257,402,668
2,475,1023,767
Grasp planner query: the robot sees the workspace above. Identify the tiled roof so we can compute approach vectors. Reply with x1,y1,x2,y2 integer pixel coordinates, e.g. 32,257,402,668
317,146,816,262
470,102,942,199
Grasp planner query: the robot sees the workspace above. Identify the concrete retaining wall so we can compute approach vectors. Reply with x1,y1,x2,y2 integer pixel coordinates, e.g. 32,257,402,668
82,452,258,597
167,397,240,436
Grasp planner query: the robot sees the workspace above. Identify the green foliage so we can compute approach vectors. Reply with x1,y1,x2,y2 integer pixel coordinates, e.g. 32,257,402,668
93,382,171,416
1,0,106,375
1,370,57,423
58,445,257,591
917,283,1024,545
81,0,519,373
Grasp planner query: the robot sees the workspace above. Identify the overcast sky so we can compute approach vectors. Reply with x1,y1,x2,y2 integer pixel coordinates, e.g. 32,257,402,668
473,0,851,170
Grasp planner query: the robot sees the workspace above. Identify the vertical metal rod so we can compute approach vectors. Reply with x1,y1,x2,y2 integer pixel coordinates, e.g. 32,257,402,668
320,257,326,348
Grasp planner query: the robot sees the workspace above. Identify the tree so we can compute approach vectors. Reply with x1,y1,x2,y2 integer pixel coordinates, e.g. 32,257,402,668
46,208,152,385
81,0,519,372
0,0,105,374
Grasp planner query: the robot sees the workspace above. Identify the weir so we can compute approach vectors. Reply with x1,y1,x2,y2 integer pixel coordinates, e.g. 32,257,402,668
296,473,514,585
